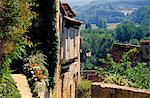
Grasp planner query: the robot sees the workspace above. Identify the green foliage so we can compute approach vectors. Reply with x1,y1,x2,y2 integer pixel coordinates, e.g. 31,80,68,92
85,23,92,29
81,29,115,69
1,0,34,65
0,66,21,97
0,0,35,97
76,80,92,98
116,23,146,42
96,19,107,28
81,58,95,70
26,51,47,66
0,0,59,97
97,48,150,89
129,39,139,45
29,0,59,90
81,29,115,56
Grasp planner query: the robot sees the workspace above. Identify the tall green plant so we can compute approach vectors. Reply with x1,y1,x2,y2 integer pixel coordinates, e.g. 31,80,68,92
76,80,92,98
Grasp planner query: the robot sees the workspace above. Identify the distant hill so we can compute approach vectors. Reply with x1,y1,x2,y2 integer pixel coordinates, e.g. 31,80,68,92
130,6,150,26
72,0,150,24
62,0,150,7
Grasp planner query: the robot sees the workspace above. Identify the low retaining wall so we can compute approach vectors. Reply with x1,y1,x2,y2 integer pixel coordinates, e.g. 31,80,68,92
91,82,150,98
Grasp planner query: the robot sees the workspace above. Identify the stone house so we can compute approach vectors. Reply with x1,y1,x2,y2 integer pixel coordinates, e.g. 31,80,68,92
110,43,141,64
110,41,150,66
82,41,150,83
51,3,82,98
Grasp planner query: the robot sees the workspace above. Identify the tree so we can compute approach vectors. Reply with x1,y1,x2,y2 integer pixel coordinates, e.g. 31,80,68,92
129,39,139,45
80,29,115,69
115,23,145,42
0,0,34,97
85,23,92,29
96,19,107,28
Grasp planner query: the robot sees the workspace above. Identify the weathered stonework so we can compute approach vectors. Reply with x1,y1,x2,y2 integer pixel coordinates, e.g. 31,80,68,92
50,3,82,98
91,82,150,98
111,42,150,66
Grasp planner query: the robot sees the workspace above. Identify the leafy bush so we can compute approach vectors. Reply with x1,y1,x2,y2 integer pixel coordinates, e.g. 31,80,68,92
97,48,150,89
76,80,92,98
0,0,34,97
129,39,139,45
23,51,48,97
0,67,21,97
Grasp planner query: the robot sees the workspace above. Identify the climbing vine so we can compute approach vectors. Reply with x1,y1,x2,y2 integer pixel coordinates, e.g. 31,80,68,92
30,0,59,90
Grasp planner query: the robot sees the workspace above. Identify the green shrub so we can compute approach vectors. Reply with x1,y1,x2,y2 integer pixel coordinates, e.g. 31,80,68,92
76,80,92,98
97,48,150,89
0,67,21,97
0,0,34,97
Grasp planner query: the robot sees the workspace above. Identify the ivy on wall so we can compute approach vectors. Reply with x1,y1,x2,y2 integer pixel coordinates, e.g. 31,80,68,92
30,0,59,90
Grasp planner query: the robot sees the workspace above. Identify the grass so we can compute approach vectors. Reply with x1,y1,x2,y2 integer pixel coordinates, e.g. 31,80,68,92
107,23,120,30
76,79,92,98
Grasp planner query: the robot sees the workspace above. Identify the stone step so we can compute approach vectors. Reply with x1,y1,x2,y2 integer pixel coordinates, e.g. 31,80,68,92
11,74,33,98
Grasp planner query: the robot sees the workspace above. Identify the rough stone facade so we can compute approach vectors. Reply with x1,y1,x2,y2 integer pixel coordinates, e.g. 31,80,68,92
50,3,82,98
91,82,150,98
110,43,141,63
110,42,150,66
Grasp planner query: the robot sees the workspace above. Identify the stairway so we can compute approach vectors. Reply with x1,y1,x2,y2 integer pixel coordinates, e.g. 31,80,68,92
11,74,33,98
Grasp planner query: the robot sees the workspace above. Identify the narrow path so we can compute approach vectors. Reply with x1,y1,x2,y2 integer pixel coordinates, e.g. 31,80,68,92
11,74,33,98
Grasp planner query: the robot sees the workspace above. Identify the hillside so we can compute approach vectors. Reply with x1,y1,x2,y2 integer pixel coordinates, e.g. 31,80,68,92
130,6,150,26
73,0,150,24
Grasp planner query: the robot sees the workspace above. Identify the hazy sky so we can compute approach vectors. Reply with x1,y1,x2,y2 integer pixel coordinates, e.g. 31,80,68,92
61,0,122,6
61,0,144,6
61,0,95,6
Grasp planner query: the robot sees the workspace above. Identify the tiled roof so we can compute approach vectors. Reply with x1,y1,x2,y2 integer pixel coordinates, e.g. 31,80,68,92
64,16,82,25
61,3,75,18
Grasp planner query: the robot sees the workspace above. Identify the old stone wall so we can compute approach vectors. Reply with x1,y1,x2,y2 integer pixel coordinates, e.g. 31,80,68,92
91,82,150,98
61,61,80,98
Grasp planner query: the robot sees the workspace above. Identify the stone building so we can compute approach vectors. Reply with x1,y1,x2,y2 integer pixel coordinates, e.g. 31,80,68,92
110,43,141,64
51,3,82,98
110,42,150,66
